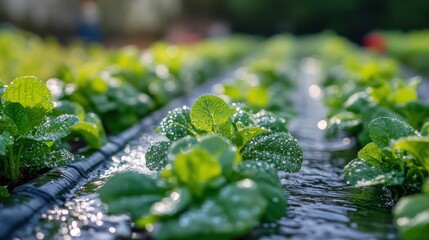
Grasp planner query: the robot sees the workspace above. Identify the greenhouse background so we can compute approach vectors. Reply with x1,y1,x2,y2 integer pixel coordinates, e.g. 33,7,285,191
0,1,429,240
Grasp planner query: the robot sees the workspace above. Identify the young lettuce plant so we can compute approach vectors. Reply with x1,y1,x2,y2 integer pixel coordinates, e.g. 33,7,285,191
393,178,429,240
146,95,303,173
0,76,79,184
100,135,287,239
344,117,429,193
392,129,429,240
53,100,107,149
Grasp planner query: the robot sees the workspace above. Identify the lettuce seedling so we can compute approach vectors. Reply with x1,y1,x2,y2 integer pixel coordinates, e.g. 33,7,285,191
0,76,79,184
100,135,287,239
148,95,303,172
53,100,107,149
394,179,429,240
344,117,428,193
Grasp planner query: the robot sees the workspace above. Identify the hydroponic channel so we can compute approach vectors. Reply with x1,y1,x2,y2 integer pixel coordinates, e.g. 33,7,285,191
14,60,399,240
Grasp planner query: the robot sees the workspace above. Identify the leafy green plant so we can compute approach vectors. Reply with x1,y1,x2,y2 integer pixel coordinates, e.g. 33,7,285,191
394,179,429,240
147,95,303,172
53,100,107,149
344,117,428,193
100,135,287,239
0,76,80,184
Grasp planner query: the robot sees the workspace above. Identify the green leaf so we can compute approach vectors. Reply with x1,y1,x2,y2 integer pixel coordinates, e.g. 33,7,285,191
394,193,429,240
194,135,239,177
252,110,288,132
190,95,232,133
0,131,13,156
53,100,86,120
344,91,371,113
152,180,267,240
146,141,172,171
147,187,191,219
17,139,73,170
173,148,222,196
4,103,31,135
390,79,419,105
167,136,198,159
421,122,429,136
217,121,235,139
247,87,269,107
72,113,106,149
241,132,303,172
231,122,267,149
357,142,383,166
231,106,255,127
424,179,429,194
236,161,287,221
159,106,197,140
28,114,79,142
2,76,54,111
0,113,18,136
99,172,170,220
368,117,419,148
0,186,9,198
358,106,405,146
393,136,429,172
328,111,362,133
396,101,429,130
344,158,404,187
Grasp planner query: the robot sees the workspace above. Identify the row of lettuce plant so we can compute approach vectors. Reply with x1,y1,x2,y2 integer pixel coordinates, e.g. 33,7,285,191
0,29,257,133
98,35,304,239
309,34,429,239
0,30,256,196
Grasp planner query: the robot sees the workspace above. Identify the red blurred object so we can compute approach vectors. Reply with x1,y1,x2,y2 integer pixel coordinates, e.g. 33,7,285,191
363,33,386,54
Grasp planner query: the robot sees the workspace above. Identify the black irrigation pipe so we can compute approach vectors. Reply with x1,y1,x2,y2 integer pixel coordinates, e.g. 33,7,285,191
0,75,223,239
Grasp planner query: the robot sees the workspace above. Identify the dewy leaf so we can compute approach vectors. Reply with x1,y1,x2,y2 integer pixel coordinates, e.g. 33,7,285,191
231,106,255,127
152,180,267,240
4,102,47,134
232,123,267,149
167,136,198,160
235,161,287,221
99,172,170,220
146,141,172,171
368,117,419,148
159,106,196,140
241,132,303,172
0,131,13,156
28,114,79,142
173,148,222,196
344,158,404,187
4,103,31,135
53,100,86,120
0,113,18,137
396,101,429,130
147,187,191,219
194,135,239,177
394,193,429,240
252,110,288,132
190,95,232,133
357,142,383,166
2,76,54,111
72,119,102,149
393,136,429,172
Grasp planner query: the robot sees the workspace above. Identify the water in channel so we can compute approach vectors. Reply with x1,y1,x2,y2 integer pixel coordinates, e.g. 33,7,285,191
16,60,398,240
